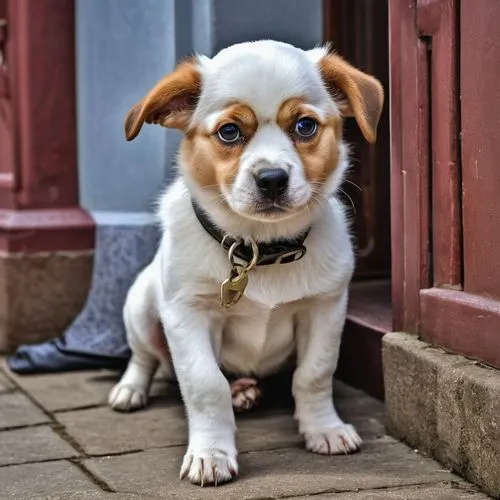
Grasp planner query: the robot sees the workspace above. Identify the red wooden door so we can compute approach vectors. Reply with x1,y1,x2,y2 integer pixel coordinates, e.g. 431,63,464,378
391,0,500,369
420,0,500,368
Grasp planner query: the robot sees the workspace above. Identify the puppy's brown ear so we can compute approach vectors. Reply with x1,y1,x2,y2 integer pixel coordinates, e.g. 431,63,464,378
319,52,384,143
124,58,201,141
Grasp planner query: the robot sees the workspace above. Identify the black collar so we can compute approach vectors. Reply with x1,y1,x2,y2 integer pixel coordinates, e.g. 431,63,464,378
192,200,310,266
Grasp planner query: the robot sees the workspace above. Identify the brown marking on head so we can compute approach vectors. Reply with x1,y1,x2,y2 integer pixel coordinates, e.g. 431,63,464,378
277,97,342,184
276,97,306,132
318,51,384,143
180,103,258,189
124,57,201,141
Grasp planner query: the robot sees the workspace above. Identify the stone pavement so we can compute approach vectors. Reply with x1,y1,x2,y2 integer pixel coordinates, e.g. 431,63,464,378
0,363,491,500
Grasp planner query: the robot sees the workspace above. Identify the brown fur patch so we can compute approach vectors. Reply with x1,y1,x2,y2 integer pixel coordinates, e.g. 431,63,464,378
181,103,258,189
319,52,383,143
124,57,201,141
277,98,342,184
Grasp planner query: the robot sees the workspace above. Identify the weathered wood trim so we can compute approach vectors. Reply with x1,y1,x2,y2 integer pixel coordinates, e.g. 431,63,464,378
390,0,431,332
417,0,462,288
420,288,500,369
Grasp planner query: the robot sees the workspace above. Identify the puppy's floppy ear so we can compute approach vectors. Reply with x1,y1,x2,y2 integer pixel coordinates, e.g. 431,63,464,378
124,57,201,141
318,50,384,143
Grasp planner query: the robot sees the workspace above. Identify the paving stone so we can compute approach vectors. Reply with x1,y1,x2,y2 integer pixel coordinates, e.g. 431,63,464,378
39,493,151,500
237,409,395,452
58,405,304,457
0,392,50,429
84,442,457,499
0,460,103,500
0,370,15,393
57,403,187,455
293,483,490,499
0,425,79,466
58,398,394,458
4,367,177,413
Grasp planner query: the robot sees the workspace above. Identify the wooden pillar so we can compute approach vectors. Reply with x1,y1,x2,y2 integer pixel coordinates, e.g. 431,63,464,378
0,0,94,252
0,0,94,352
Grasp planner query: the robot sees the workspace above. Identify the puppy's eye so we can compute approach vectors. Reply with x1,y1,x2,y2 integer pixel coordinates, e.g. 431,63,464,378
217,123,241,143
294,117,317,138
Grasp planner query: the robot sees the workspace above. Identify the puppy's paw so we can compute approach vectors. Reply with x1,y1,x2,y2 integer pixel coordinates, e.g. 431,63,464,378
108,383,148,412
180,448,238,486
231,377,261,412
305,424,362,455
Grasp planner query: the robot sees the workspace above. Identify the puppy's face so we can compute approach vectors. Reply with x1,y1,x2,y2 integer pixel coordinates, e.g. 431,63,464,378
125,41,383,223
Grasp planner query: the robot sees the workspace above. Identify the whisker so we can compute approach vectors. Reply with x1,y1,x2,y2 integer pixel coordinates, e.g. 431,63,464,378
213,196,227,208
309,193,327,209
196,184,222,191
344,179,362,192
305,203,312,219
339,188,356,215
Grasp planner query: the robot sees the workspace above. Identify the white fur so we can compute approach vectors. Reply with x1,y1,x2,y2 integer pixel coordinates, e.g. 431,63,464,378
109,40,363,486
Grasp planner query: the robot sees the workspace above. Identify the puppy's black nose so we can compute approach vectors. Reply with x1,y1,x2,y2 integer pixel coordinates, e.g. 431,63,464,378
255,168,289,200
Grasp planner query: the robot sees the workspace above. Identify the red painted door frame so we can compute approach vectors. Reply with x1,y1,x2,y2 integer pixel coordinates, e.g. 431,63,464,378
391,0,500,369
0,0,94,252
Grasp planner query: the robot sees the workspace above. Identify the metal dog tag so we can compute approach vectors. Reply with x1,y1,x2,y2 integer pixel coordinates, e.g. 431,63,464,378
220,268,248,308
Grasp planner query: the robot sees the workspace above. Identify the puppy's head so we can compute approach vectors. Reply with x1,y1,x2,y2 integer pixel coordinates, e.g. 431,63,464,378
125,41,383,223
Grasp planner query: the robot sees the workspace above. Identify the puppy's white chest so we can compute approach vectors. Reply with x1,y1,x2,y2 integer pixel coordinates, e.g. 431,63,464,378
243,260,328,306
219,299,295,376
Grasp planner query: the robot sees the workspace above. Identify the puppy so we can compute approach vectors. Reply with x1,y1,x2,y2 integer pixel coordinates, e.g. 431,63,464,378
108,40,383,486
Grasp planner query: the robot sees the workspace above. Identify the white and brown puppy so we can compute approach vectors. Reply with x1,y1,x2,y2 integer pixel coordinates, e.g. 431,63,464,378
108,40,383,486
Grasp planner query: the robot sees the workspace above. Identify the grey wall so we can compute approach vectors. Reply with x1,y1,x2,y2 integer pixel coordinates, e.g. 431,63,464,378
192,0,214,54
76,0,178,213
212,0,323,53
76,0,322,215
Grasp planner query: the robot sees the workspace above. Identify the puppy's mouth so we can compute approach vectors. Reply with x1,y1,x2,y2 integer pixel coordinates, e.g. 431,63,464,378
245,198,306,221
220,185,316,222
254,202,291,215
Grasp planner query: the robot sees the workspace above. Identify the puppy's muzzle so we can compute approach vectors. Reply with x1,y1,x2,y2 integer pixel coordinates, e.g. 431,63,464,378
254,167,289,201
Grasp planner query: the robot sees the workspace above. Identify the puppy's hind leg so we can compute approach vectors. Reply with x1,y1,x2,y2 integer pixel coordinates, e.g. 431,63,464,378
109,266,160,412
108,351,158,412
231,378,262,412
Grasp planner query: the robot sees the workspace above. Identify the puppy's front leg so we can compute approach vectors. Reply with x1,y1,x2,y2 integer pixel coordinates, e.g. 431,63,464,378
161,305,237,486
293,292,362,455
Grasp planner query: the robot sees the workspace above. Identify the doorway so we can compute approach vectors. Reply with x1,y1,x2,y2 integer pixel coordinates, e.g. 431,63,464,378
324,0,392,399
